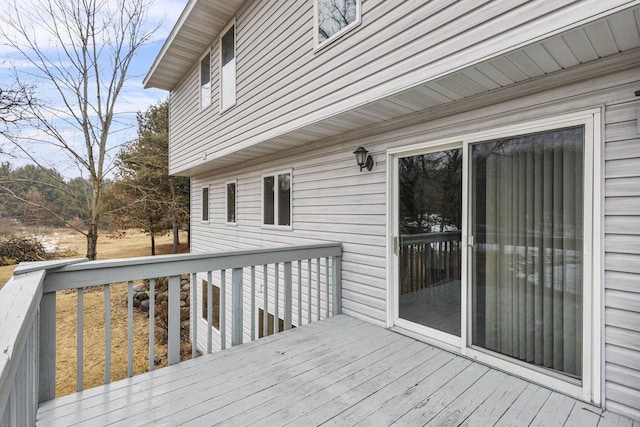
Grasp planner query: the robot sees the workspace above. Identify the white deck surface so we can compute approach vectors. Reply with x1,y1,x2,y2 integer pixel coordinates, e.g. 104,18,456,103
37,315,636,426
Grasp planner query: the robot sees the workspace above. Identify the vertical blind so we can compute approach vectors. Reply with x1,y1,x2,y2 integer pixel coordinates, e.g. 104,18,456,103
472,126,584,378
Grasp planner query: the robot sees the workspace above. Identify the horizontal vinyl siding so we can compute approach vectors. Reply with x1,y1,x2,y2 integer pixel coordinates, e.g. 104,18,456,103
169,0,638,174
603,96,640,420
190,63,640,417
190,145,389,327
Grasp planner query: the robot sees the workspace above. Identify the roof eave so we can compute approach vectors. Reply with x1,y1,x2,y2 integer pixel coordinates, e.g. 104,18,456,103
143,0,199,90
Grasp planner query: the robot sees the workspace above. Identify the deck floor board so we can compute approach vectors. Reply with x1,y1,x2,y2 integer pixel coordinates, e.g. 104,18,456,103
35,314,635,426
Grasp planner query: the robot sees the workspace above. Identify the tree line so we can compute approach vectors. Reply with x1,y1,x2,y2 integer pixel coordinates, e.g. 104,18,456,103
0,99,190,255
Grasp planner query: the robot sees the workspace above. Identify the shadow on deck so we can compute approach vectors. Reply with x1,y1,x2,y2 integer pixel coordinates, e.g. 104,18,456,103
37,315,633,426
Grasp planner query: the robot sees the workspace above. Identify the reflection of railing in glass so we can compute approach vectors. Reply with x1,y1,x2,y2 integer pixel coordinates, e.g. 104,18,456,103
399,231,462,294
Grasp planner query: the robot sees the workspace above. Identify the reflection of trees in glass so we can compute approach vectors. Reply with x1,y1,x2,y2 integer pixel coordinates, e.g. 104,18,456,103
318,0,357,43
399,149,462,234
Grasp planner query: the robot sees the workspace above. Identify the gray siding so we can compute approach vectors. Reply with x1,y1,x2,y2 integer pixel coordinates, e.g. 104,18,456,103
190,61,640,417
169,0,638,175
604,96,640,420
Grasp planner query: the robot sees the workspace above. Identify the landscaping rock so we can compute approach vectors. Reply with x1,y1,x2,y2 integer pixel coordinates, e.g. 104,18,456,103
181,283,190,292
140,299,150,311
137,291,149,301
133,284,147,293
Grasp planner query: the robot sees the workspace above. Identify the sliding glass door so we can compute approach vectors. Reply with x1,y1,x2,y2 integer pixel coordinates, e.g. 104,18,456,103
470,126,584,378
392,112,595,394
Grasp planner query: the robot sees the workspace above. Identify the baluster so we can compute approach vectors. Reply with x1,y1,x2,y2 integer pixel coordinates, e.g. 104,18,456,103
149,278,155,371
332,255,342,315
263,265,268,337
325,257,330,318
307,259,312,324
316,258,321,321
220,270,226,350
423,243,427,288
168,275,181,364
231,267,244,346
207,271,213,353
191,272,197,359
284,262,292,330
39,292,56,402
274,263,280,333
127,281,133,377
76,287,84,391
104,285,111,384
251,266,256,341
409,245,414,292
297,260,302,326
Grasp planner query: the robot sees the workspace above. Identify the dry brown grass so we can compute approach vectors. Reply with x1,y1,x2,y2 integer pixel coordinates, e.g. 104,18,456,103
0,265,14,289
0,228,190,397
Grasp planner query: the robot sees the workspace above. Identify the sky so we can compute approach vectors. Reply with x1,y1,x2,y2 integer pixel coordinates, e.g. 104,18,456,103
0,0,189,179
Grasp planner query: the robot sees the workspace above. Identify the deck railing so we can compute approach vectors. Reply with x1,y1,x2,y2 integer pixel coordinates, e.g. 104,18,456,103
0,243,341,424
0,269,45,426
399,231,461,293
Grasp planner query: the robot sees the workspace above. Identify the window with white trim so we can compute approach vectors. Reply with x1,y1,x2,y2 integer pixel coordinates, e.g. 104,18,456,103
220,23,236,111
200,51,211,108
202,187,209,221
314,0,360,47
226,180,237,224
262,171,291,227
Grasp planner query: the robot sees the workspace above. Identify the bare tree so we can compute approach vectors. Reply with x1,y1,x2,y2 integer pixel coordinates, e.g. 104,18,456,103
0,80,36,153
0,0,159,259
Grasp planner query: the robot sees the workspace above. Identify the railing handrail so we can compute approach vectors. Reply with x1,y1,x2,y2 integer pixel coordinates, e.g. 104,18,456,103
401,231,462,246
24,243,342,293
0,270,45,424
3,242,343,408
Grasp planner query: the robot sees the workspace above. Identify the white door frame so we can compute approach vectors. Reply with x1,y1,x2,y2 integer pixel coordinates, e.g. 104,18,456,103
386,109,602,404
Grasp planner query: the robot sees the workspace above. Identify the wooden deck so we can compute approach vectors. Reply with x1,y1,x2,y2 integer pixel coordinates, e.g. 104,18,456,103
37,315,636,426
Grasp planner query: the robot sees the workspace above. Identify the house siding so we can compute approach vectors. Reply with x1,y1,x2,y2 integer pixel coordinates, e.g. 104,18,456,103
169,0,639,175
603,96,640,420
189,60,640,417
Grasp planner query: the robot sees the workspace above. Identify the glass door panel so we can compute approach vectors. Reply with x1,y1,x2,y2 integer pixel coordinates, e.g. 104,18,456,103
470,126,584,379
398,148,462,336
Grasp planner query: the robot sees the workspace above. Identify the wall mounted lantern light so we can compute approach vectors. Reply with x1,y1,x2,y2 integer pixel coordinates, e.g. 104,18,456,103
354,146,374,172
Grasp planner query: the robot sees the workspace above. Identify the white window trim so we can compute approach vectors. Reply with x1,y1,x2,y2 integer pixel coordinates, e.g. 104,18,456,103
199,48,212,110
386,109,602,404
313,0,361,51
225,179,238,226
261,169,293,230
201,185,210,223
219,19,237,114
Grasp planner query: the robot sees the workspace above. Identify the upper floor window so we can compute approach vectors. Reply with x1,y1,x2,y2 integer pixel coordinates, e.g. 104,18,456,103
200,51,211,108
226,180,237,224
315,0,360,48
220,23,236,111
262,171,291,228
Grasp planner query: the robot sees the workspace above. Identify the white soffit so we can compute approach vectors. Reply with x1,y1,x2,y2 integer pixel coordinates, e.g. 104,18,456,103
144,0,245,90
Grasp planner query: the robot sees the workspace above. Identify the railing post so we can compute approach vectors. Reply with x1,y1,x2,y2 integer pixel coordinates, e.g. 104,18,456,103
39,292,56,402
231,267,243,346
284,262,292,330
332,255,342,315
168,275,181,365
